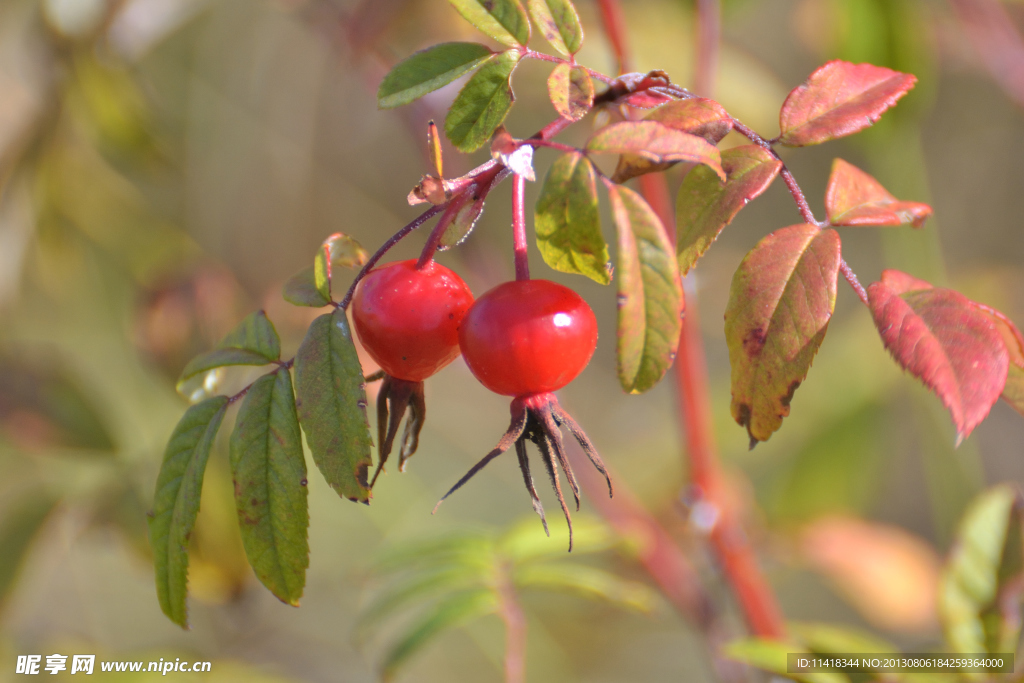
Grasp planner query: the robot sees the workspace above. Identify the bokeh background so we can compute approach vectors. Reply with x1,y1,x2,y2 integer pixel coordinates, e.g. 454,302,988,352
1,0,1023,680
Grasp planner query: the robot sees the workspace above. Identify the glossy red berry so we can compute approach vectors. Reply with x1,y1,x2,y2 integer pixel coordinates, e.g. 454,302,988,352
459,279,598,397
351,259,474,382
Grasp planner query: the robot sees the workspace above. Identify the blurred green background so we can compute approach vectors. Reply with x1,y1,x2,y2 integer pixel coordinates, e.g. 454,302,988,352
1,0,1023,680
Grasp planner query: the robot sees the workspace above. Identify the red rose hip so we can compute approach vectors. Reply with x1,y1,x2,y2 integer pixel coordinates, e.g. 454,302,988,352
459,279,598,397
351,259,474,382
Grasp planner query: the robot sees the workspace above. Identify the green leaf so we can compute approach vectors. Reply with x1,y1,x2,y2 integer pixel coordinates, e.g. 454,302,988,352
534,153,608,284
514,562,657,612
382,589,499,679
0,491,59,612
587,121,725,181
360,566,489,633
789,621,899,655
448,0,531,48
283,233,368,308
230,368,309,606
724,225,841,444
293,309,373,502
148,396,229,628
527,0,583,55
500,515,614,561
445,50,521,153
676,145,782,275
608,185,683,394
940,485,1024,657
377,43,493,109
725,638,849,683
283,267,331,308
547,63,593,122
178,311,281,385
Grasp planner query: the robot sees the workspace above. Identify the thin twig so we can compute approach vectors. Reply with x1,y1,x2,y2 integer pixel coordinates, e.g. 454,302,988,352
840,259,869,305
496,562,527,683
694,0,721,97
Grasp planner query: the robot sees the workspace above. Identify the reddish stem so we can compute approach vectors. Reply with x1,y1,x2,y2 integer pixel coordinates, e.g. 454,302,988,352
416,185,478,270
595,0,632,74
840,259,869,305
523,49,614,84
512,173,530,281
525,139,579,155
497,563,527,683
694,0,721,96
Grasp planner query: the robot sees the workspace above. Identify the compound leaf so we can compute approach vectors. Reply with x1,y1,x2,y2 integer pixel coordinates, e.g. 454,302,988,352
448,0,531,48
588,121,724,181
149,395,229,628
230,368,308,606
547,62,593,122
676,145,781,275
534,152,609,284
609,185,683,394
725,225,841,444
294,309,373,502
445,50,521,153
825,158,932,227
527,0,583,55
178,311,281,384
940,485,1024,656
378,43,493,109
779,60,916,147
867,271,1008,442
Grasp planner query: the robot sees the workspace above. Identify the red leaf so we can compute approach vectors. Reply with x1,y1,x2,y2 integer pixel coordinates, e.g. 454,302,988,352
825,159,932,227
724,224,842,443
868,271,1008,442
969,302,1024,417
612,99,734,183
622,89,674,109
588,121,724,180
779,61,917,147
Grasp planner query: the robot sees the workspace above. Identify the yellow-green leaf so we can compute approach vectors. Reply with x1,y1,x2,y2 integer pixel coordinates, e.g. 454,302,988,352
527,0,583,55
448,0,531,48
178,311,281,385
547,62,593,122
724,225,841,444
534,152,609,284
608,185,683,393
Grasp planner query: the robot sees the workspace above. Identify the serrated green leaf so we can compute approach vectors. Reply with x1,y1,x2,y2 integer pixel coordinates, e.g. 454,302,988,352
534,153,608,284
940,485,1024,658
445,50,520,153
725,225,841,444
230,368,308,606
676,145,782,275
448,0,531,48
608,185,683,394
378,43,493,109
547,63,593,122
382,589,499,679
178,311,281,384
0,491,59,612
514,562,657,611
293,309,373,502
725,638,850,683
148,396,228,628
360,566,490,634
527,0,583,55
